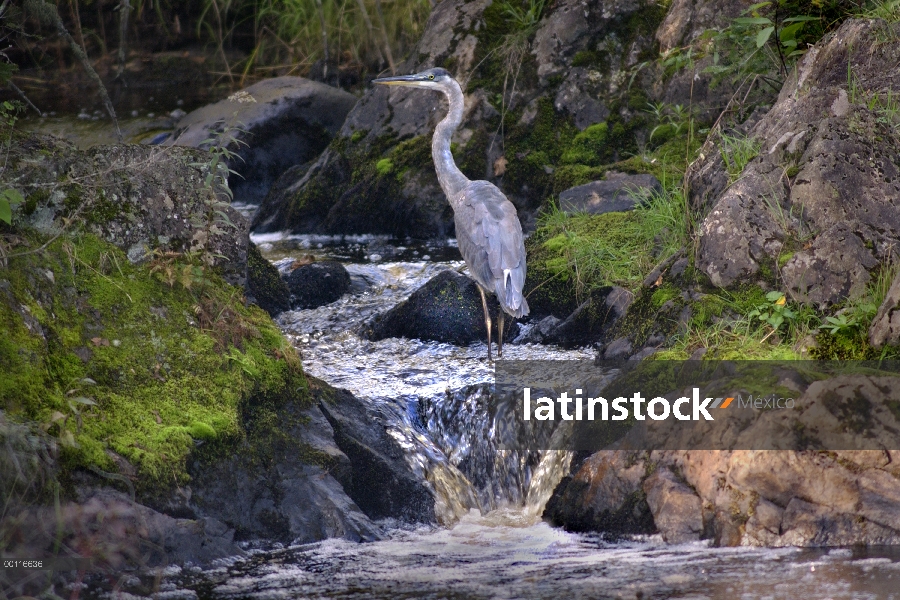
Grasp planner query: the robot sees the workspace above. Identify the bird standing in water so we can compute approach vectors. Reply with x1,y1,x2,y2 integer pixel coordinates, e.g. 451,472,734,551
373,67,529,360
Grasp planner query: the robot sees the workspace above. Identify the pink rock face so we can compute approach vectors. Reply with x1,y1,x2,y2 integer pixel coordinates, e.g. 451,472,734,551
547,375,900,547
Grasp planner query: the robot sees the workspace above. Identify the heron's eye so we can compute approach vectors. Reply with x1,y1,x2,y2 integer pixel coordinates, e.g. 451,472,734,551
429,74,435,80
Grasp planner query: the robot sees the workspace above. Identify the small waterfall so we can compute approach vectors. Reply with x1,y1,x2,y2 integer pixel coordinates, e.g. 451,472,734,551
263,234,596,524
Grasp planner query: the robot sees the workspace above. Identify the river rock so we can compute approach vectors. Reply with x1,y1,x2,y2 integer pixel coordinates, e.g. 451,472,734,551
363,269,518,345
7,133,250,286
284,260,351,309
543,450,654,535
246,241,291,316
642,468,702,543
547,374,900,546
542,286,633,347
187,395,381,544
169,77,358,204
313,378,437,523
690,19,900,304
558,175,661,215
255,0,740,238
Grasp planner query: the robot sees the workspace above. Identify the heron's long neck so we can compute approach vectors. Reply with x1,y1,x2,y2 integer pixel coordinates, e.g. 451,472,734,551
433,80,469,203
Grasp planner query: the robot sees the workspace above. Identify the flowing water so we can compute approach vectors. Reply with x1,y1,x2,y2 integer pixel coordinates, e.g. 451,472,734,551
130,232,900,600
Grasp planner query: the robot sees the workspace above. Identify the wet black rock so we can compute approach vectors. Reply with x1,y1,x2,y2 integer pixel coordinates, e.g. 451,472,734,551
313,378,437,523
187,393,381,545
558,175,661,216
363,270,518,345
285,261,351,309
541,286,633,347
245,242,291,317
170,77,358,204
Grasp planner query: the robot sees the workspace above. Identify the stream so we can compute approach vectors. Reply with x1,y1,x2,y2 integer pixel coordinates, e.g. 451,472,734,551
16,111,900,598
145,233,900,600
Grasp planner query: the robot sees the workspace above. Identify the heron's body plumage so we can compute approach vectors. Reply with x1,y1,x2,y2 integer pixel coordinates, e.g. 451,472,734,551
453,180,529,318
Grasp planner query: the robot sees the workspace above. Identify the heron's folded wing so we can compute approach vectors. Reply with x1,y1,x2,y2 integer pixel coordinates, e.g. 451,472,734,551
456,181,529,316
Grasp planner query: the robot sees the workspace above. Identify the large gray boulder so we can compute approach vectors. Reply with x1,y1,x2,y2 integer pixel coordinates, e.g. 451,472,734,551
7,133,249,285
254,0,742,238
690,19,900,305
170,77,358,204
558,174,661,215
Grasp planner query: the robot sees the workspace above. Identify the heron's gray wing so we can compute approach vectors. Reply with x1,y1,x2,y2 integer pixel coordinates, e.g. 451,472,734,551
454,181,529,318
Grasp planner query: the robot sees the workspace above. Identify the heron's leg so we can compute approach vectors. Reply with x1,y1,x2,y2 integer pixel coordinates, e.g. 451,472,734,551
497,312,505,358
477,286,493,361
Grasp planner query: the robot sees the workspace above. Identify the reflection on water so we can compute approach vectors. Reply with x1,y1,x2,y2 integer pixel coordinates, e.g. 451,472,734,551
153,235,900,598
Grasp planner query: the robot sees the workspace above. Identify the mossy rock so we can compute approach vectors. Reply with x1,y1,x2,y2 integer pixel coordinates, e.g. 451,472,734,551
0,231,307,498
246,241,290,317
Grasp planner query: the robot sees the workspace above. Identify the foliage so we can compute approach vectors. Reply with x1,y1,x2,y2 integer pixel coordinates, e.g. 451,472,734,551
861,0,900,21
528,172,692,303
687,1,863,89
748,290,797,332
499,0,546,30
646,102,695,144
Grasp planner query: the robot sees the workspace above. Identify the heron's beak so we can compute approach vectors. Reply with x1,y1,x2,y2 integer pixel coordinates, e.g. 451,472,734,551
372,74,430,88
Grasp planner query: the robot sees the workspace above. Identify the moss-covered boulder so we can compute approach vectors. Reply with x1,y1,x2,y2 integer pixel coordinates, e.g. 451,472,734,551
0,231,301,495
4,132,249,286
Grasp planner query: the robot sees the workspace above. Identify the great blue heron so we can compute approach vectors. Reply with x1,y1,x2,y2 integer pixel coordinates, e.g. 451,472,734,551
373,67,529,359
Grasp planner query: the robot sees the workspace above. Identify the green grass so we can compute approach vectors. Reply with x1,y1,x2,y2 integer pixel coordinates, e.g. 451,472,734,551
861,0,900,21
719,132,761,183
528,170,692,302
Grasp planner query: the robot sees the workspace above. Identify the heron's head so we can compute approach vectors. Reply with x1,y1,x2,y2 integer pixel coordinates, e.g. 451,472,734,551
372,67,454,90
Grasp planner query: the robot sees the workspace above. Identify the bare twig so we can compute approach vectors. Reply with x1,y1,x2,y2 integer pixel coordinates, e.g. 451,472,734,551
314,0,329,80
354,0,386,68
7,81,42,115
116,0,131,80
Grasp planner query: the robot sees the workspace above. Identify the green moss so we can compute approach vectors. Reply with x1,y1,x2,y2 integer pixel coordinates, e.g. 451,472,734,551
650,283,680,308
350,129,367,144
552,165,606,194
561,123,610,166
376,158,394,176
0,232,308,495
809,331,879,360
571,50,603,68
777,251,795,268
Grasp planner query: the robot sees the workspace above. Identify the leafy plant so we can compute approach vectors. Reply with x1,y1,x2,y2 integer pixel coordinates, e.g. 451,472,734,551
647,102,695,143
0,188,23,225
748,290,797,332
